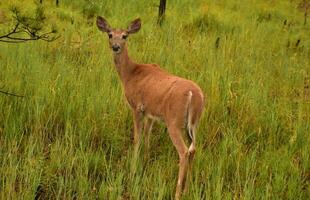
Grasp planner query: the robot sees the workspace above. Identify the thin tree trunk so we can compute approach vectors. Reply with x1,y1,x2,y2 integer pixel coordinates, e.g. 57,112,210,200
157,0,166,25
56,0,59,7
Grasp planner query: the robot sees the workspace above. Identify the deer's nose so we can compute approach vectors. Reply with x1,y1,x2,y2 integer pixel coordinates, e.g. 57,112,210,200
112,44,120,52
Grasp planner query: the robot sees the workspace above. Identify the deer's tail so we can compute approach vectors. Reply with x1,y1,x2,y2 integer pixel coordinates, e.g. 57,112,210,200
186,91,196,155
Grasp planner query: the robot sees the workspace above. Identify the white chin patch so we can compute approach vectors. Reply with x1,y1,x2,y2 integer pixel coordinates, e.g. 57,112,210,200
113,50,121,54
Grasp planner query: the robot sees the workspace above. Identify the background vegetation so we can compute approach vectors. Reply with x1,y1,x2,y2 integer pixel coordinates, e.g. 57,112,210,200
0,0,309,199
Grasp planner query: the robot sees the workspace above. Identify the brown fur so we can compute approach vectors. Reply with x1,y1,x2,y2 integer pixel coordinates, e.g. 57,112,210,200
97,16,205,199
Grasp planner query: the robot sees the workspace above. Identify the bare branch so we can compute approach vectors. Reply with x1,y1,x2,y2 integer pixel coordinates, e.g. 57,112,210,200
0,90,24,98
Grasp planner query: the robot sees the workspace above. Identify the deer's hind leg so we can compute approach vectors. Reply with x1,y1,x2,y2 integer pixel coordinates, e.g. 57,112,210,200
167,123,189,200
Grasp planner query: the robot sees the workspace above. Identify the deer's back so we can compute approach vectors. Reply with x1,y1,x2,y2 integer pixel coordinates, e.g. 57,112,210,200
124,63,204,121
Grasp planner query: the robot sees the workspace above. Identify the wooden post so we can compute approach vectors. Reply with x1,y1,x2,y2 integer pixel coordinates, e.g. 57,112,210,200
298,0,309,26
157,0,166,25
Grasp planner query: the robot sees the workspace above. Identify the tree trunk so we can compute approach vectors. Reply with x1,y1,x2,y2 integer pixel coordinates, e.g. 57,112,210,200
157,0,166,25
56,0,59,7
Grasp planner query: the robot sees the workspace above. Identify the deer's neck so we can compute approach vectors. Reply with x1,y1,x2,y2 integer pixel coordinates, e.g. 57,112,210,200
113,45,136,83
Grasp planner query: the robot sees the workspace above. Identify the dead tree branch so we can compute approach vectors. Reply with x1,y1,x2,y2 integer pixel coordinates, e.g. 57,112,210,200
0,89,24,98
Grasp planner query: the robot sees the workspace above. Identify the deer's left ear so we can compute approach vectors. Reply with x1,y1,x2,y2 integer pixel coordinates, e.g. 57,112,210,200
97,16,111,33
127,18,141,34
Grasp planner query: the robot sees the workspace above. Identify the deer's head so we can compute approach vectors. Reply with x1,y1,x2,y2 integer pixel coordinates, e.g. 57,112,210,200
96,16,141,54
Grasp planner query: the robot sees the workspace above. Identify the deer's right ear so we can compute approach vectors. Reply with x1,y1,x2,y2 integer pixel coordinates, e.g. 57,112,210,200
96,16,111,33
127,18,141,34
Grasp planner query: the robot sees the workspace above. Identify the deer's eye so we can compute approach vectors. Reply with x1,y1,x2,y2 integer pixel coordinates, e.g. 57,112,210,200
108,33,112,38
122,34,128,39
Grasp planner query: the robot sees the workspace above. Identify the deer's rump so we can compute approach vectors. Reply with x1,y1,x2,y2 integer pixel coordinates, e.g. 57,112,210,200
124,65,204,125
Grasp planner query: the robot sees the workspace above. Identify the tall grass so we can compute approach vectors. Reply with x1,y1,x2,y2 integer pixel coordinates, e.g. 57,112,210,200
0,0,309,199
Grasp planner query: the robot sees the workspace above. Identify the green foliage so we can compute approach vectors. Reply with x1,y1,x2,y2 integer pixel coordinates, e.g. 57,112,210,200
10,4,46,32
0,0,310,199
82,0,100,19
0,3,58,42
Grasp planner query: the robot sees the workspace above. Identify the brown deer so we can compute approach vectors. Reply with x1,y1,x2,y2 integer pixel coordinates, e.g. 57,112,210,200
96,16,205,199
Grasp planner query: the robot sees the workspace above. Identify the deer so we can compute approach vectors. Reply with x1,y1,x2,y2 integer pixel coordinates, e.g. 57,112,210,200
96,16,205,199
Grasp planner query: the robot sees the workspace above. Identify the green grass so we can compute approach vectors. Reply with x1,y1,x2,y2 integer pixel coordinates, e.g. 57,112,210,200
0,0,309,199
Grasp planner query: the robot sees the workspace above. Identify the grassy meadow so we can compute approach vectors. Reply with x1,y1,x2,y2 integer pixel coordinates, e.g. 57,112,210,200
0,0,310,199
